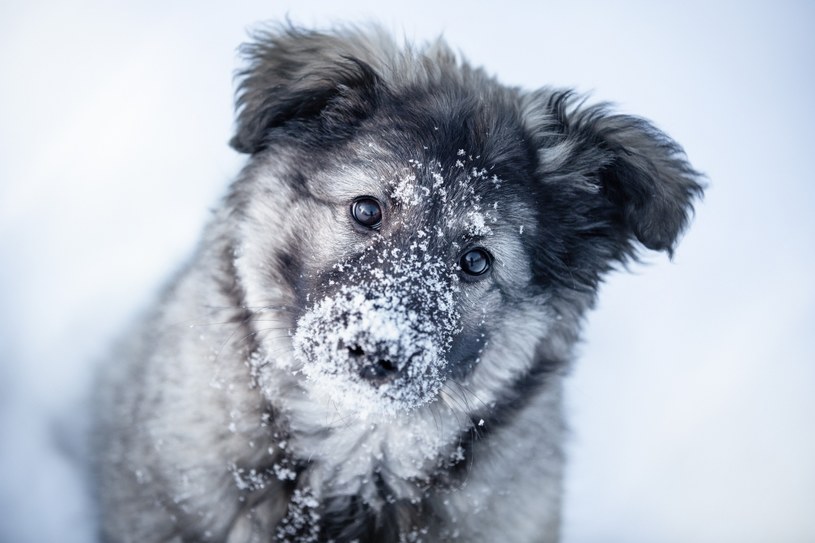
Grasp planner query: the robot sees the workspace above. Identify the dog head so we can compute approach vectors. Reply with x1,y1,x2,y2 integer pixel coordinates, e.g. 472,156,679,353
227,25,703,421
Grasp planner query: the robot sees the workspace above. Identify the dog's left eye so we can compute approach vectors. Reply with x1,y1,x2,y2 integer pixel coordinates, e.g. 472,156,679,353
459,248,492,277
351,197,383,229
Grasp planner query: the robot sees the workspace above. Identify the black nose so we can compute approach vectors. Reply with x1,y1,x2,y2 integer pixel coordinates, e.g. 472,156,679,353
347,345,400,384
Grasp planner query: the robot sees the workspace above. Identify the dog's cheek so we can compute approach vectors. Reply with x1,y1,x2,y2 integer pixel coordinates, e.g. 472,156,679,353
232,184,331,310
293,206,369,292
441,282,498,378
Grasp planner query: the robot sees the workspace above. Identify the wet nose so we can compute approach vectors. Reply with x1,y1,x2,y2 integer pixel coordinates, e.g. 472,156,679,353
347,345,401,384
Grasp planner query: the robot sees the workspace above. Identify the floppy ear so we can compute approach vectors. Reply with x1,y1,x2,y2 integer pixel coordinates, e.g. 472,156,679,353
230,26,384,154
525,90,704,259
589,110,704,255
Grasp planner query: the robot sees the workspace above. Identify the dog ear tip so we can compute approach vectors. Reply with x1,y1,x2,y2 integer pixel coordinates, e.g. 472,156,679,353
229,135,246,153
634,227,679,257
229,135,257,154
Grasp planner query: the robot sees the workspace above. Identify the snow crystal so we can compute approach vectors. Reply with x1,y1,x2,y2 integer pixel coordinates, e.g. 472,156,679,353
229,464,273,492
389,170,421,207
275,488,320,543
464,210,492,236
273,463,297,481
450,446,465,463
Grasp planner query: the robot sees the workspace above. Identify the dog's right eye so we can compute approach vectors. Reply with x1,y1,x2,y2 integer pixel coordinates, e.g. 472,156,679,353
459,248,492,277
351,197,383,229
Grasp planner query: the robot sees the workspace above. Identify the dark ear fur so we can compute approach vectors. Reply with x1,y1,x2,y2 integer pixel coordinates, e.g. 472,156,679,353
526,90,704,259
590,112,704,255
230,25,383,154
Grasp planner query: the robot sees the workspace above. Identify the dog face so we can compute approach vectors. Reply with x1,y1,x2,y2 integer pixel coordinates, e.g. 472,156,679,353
231,91,552,422
288,151,541,416
228,27,700,424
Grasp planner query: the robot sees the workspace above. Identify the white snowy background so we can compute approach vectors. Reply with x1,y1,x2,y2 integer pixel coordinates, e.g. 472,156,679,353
1,1,813,542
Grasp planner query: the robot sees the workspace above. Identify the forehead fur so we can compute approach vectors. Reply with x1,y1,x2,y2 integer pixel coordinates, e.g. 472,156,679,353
231,23,703,294
233,24,533,167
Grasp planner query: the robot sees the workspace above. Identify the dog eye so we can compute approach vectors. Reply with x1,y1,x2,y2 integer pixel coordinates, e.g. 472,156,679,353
351,197,383,229
459,248,491,277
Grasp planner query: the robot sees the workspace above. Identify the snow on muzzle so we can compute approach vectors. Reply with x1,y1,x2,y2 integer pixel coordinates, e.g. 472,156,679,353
292,259,460,415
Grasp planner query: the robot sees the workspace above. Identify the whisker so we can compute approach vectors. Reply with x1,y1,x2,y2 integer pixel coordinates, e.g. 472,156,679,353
449,380,491,413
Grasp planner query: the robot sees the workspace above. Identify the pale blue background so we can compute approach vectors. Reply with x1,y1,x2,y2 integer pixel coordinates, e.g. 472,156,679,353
1,1,814,542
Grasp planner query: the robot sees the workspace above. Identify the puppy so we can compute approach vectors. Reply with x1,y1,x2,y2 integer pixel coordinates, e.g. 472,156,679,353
93,24,703,543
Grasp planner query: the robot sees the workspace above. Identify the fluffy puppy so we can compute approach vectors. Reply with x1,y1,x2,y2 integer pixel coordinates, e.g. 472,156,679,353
93,24,703,543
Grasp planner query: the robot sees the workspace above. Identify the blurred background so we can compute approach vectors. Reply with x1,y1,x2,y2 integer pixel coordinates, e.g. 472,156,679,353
1,1,813,542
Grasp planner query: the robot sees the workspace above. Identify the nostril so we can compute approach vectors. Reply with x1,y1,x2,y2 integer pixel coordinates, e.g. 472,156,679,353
348,345,365,358
360,358,399,382
345,343,404,384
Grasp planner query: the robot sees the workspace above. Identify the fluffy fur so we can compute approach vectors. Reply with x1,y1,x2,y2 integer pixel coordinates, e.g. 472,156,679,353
93,24,703,543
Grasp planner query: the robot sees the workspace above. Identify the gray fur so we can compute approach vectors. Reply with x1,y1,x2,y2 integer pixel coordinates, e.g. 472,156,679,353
93,24,703,542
